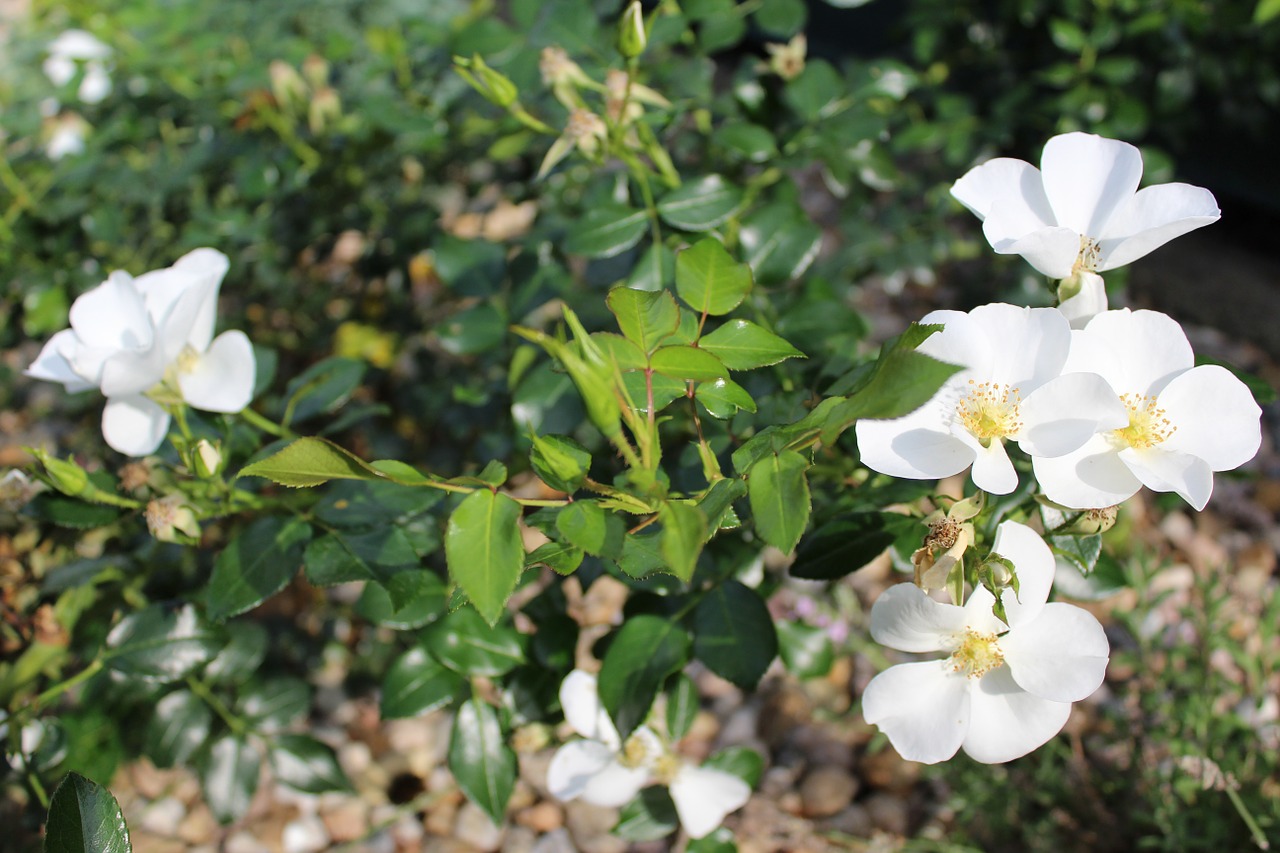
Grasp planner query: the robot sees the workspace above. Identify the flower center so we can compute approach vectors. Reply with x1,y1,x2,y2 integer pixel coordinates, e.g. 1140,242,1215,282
956,381,1023,446
1074,235,1103,273
175,344,201,375
948,629,1004,679
652,753,680,785
618,732,657,769
925,517,961,551
1112,393,1176,449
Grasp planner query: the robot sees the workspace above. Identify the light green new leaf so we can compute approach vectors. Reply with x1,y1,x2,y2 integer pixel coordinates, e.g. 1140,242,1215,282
675,238,752,316
606,286,681,354
699,319,805,370
237,437,384,487
650,345,729,382
445,490,525,625
747,451,810,554
658,500,707,581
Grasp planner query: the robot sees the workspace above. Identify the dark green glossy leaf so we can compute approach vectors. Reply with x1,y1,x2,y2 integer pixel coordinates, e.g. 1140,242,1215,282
747,451,810,554
202,734,259,825
43,773,131,853
695,378,756,419
238,677,311,732
448,698,516,826
283,357,366,424
381,646,464,719
699,320,805,370
270,734,351,794
675,238,752,316
207,517,312,621
445,490,525,625
614,786,679,841
712,122,777,163
665,672,699,741
356,571,448,629
704,745,764,786
304,528,422,588
697,478,747,531
438,303,507,355
564,205,649,258
145,691,212,769
423,607,525,677
657,175,743,231
556,501,625,558
104,604,223,684
203,621,267,685
789,512,903,581
694,581,777,689
598,615,691,739
687,828,738,853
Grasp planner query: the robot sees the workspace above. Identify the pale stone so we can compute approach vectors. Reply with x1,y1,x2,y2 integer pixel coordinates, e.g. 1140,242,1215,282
454,801,504,851
140,796,186,836
282,815,330,853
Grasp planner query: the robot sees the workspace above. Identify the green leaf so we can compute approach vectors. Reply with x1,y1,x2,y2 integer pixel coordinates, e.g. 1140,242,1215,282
202,734,259,825
304,529,422,588
448,698,517,826
563,205,649,258
789,512,902,581
607,286,681,354
145,691,212,769
445,490,525,625
687,828,738,853
556,501,625,558
615,531,668,579
423,607,525,677
621,370,687,413
713,122,778,163
820,323,962,443
238,677,311,731
529,433,592,494
657,175,744,231
591,332,648,370
381,646,465,718
1257,0,1280,23
700,319,805,371
695,378,757,419
270,734,351,794
356,570,448,630
675,238,752,316
704,745,764,786
1049,533,1103,576
438,303,507,355
697,478,747,530
207,517,312,621
614,787,679,841
30,495,121,530
104,604,223,684
314,478,443,528
693,581,777,689
659,501,707,582
776,621,834,679
665,672,699,740
203,622,267,685
747,451,810,554
525,540,584,575
650,345,729,382
283,357,366,424
531,614,579,670
44,773,132,853
784,58,843,120
598,615,691,739
237,437,383,488
739,205,822,285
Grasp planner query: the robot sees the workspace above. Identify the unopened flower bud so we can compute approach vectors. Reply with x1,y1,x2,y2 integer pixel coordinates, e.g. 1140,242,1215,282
308,86,341,133
192,440,223,479
1060,504,1119,536
456,55,518,108
269,60,308,111
301,54,329,89
618,1,647,59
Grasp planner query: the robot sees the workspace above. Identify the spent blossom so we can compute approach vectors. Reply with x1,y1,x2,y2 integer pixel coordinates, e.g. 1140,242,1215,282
26,249,256,457
547,670,750,839
951,132,1220,280
855,303,1126,494
862,521,1110,764
1031,308,1262,511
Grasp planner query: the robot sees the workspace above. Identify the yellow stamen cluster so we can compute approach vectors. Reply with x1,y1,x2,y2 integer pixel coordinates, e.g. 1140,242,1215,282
948,629,1005,679
652,753,681,785
1074,235,1103,273
1113,393,1176,449
174,344,201,375
956,381,1023,446
618,733,656,769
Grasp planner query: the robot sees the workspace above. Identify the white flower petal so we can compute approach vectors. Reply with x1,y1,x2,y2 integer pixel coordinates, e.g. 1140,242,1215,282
917,309,994,377
1065,309,1193,394
579,759,651,808
962,304,1071,389
1039,133,1143,238
1057,272,1108,329
961,666,1072,763
101,395,170,457
134,248,229,354
961,435,1019,495
1119,447,1213,511
48,30,111,61
26,330,95,392
951,157,1056,226
870,583,967,653
1017,372,1128,458
1001,603,1109,703
855,398,974,482
1097,183,1220,270
1157,365,1262,472
99,347,167,398
78,64,111,104
547,739,616,803
861,660,970,765
179,331,256,413
959,586,1009,636
559,670,619,748
1033,435,1141,509
984,224,1081,279
69,271,152,352
670,765,751,839
988,521,1055,627
43,54,75,87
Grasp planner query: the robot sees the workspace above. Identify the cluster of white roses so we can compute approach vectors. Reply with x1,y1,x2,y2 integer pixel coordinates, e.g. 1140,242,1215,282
547,670,751,839
855,132,1264,765
27,249,256,457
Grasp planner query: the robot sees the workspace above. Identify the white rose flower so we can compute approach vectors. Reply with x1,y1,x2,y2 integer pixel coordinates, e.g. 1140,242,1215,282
951,132,1220,279
855,303,1126,494
44,30,113,104
547,670,751,839
862,521,1110,764
26,249,256,457
1032,309,1262,511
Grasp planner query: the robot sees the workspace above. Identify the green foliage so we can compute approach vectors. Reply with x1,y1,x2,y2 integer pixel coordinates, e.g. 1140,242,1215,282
448,698,518,826
44,773,132,853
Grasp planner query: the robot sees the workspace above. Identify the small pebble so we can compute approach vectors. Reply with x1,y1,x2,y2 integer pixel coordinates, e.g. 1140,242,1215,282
453,801,504,852
282,814,330,853
864,791,910,835
140,796,186,836
531,828,578,853
516,800,564,833
800,764,859,817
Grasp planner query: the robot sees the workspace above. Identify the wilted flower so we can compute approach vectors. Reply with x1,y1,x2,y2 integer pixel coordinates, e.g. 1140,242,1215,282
26,249,256,457
1031,309,1262,511
44,29,112,104
537,108,608,179
764,34,806,80
951,132,1220,279
144,494,200,542
547,670,750,839
0,470,40,511
855,303,1126,494
862,521,1110,764
912,495,982,592
604,69,669,124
